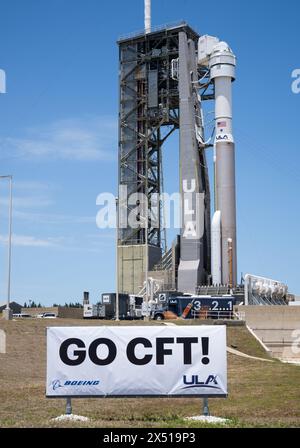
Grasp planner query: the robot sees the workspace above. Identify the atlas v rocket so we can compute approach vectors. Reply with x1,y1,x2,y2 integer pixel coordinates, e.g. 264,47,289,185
117,0,238,295
177,31,237,292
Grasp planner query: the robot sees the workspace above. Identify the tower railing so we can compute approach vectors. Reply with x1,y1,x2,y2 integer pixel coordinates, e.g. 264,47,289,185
118,21,188,42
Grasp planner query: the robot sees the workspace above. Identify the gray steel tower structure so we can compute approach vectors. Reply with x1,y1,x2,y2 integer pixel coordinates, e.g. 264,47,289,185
117,23,212,294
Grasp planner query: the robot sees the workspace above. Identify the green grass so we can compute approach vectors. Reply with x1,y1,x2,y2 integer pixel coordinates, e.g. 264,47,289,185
0,318,299,428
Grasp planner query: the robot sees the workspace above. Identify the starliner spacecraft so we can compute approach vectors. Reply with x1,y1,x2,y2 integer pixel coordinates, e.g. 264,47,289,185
117,0,237,295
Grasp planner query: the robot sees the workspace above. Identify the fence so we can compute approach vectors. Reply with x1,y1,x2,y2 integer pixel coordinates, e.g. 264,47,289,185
190,308,245,321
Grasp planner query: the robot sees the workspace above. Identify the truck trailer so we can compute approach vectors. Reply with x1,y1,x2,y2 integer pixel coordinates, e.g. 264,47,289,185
83,293,143,320
152,295,236,320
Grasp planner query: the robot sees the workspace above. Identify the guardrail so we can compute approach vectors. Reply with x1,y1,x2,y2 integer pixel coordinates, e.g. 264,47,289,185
190,309,245,321
118,21,188,41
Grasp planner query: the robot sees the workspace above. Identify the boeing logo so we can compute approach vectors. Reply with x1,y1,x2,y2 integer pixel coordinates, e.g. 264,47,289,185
52,380,63,391
182,375,221,390
52,379,100,390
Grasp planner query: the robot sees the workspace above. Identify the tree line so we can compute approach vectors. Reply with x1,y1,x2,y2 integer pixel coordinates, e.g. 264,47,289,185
23,301,83,308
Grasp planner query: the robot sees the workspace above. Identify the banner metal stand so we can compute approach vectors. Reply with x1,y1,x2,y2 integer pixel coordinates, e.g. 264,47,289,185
66,397,72,416
203,398,210,416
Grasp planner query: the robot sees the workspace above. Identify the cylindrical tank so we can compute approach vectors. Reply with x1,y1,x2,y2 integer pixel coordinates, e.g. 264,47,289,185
210,42,237,285
211,210,222,285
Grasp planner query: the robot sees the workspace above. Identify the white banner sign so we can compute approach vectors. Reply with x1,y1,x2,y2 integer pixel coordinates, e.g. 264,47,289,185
46,325,227,397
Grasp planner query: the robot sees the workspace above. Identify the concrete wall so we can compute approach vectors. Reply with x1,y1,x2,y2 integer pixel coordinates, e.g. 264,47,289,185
58,307,83,319
240,306,300,362
21,307,58,316
240,306,300,330
21,307,83,319
118,244,162,294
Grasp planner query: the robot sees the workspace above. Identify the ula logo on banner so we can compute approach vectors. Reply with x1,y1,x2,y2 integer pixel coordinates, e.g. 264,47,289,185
0,69,6,94
182,374,220,391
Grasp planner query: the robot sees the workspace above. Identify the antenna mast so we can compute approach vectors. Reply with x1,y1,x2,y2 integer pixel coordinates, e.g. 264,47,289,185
145,0,151,33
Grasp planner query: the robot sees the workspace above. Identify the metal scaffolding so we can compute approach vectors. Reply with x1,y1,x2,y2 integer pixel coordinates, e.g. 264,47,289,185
118,24,199,246
117,23,213,294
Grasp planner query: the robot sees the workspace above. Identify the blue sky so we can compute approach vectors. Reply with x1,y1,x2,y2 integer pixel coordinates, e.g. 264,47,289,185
0,0,299,305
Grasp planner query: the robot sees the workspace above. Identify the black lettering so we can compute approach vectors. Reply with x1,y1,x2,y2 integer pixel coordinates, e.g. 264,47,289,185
127,338,153,365
59,338,86,366
176,337,198,364
88,338,117,365
156,338,174,365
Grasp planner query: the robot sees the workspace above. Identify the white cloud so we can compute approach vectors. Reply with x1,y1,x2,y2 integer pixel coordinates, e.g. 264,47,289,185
12,209,95,225
13,180,56,192
0,234,62,248
0,181,56,210
0,232,114,251
0,196,54,209
0,116,117,162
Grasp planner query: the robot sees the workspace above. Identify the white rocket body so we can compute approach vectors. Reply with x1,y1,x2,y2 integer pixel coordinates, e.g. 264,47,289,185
211,42,237,285
199,37,237,286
